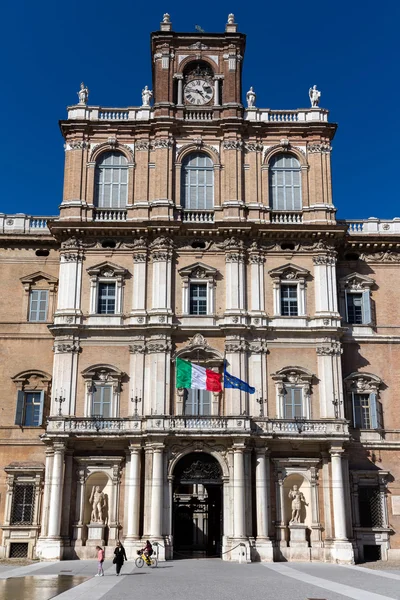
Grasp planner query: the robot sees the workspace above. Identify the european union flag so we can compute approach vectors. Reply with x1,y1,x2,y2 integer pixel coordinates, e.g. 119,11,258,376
224,366,255,394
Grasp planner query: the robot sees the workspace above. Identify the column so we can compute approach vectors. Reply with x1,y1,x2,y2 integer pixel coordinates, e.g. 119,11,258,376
73,467,86,543
233,443,246,538
275,470,287,546
108,464,121,543
150,446,164,538
40,449,54,538
176,75,183,105
330,447,347,541
310,466,322,545
321,453,333,540
126,446,141,539
61,452,73,538
47,443,65,538
255,449,270,539
131,247,148,323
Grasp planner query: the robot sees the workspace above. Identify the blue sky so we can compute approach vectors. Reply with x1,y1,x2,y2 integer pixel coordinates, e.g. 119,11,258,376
1,0,399,218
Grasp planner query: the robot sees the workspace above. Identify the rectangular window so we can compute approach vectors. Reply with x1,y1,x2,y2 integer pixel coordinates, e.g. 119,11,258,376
91,385,112,417
284,387,303,419
189,284,207,315
97,283,116,314
352,392,382,429
281,284,298,316
347,293,363,324
11,484,35,525
184,389,211,416
15,391,44,427
29,290,49,322
358,486,383,527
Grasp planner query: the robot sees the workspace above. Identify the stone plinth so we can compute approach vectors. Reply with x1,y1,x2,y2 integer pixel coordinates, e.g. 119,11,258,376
289,523,308,547
86,523,105,547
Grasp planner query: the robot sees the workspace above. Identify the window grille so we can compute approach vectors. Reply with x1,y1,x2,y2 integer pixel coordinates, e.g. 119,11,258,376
269,154,302,211
189,284,207,315
97,282,116,314
11,484,35,525
9,543,29,558
283,387,303,419
29,290,49,322
184,389,211,416
181,153,214,210
91,385,112,418
281,284,298,316
359,487,383,527
94,152,128,208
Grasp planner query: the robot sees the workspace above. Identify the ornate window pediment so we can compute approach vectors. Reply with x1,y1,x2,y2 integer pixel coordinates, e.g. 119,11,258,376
174,333,223,366
268,263,310,282
86,262,128,316
11,371,51,427
86,261,127,279
339,273,375,292
81,365,125,418
344,372,383,430
344,372,382,395
20,272,58,323
20,271,58,290
178,262,218,280
271,366,313,419
178,263,218,316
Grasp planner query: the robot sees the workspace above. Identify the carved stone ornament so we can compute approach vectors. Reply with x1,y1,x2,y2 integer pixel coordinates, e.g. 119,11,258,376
226,252,244,263
359,251,400,263
180,460,221,482
147,340,172,354
344,372,382,395
153,138,174,149
223,140,243,151
133,253,147,263
248,339,268,354
188,333,209,349
62,253,79,263
316,342,342,356
65,140,89,151
272,366,313,389
151,251,170,262
308,143,331,153
225,338,248,353
135,140,151,152
53,342,80,354
312,254,337,266
339,272,375,293
244,142,263,152
150,236,174,250
248,254,265,264
215,236,244,251
129,343,146,354
189,41,209,50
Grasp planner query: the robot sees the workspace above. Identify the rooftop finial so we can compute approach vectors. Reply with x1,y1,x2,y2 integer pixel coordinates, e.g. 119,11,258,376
77,82,89,105
309,84,321,108
226,13,237,32
160,13,172,31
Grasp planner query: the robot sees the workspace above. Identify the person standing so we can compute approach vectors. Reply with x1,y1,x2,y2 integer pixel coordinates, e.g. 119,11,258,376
95,545,105,576
113,541,127,575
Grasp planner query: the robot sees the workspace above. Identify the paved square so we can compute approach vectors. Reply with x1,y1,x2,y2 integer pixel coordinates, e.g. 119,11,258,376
1,560,400,600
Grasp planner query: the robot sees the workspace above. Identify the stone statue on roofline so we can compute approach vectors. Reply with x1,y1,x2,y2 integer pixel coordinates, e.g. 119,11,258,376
77,82,89,105
309,84,321,107
142,85,153,107
228,13,235,24
163,13,171,23
246,86,256,108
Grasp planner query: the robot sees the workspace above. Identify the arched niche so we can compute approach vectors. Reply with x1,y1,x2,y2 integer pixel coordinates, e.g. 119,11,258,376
84,472,111,526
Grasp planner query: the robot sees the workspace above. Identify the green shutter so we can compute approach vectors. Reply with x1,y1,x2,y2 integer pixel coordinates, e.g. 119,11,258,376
15,391,25,425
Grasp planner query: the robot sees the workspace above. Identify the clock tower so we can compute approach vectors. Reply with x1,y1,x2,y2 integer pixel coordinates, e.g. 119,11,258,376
151,13,246,119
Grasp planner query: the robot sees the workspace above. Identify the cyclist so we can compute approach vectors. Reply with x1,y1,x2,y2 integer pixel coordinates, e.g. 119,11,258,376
141,540,153,565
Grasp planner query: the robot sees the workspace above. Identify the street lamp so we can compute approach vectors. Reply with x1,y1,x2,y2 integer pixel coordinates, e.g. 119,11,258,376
131,392,142,417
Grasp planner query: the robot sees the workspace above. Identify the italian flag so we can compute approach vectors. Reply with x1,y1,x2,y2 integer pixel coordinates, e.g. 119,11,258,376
176,358,222,392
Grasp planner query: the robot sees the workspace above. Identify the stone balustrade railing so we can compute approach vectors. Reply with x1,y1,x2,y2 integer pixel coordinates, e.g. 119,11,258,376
271,212,303,224
253,419,349,437
182,210,215,223
245,108,329,123
340,218,400,235
0,214,52,234
93,208,128,221
46,416,348,437
183,110,214,121
67,105,153,121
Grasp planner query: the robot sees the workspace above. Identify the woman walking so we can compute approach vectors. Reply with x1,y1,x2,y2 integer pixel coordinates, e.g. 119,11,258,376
113,541,127,575
95,545,105,577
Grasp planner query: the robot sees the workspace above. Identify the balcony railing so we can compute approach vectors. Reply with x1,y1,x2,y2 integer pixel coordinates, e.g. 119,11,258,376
46,417,142,434
340,218,400,235
182,210,214,223
245,107,329,123
253,419,349,437
271,212,303,224
93,208,127,221
0,214,53,234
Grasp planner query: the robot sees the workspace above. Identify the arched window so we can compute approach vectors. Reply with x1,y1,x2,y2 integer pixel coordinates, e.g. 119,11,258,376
181,153,214,210
269,154,302,211
94,152,128,208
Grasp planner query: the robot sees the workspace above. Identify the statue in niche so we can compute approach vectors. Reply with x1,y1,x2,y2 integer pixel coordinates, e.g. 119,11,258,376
78,82,89,105
89,485,106,523
288,484,308,524
141,85,153,107
309,84,321,107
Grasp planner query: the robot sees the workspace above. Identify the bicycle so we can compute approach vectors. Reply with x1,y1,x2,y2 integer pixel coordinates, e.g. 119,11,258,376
135,551,158,568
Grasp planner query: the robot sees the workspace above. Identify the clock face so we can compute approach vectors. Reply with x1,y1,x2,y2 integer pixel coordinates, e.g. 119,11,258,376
184,79,213,105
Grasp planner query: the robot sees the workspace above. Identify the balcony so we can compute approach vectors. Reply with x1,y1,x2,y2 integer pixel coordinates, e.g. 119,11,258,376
181,210,214,223
270,212,303,224
46,417,142,435
93,208,127,222
253,418,349,438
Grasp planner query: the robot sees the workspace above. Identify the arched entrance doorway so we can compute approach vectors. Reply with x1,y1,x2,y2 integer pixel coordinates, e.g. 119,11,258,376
172,452,223,558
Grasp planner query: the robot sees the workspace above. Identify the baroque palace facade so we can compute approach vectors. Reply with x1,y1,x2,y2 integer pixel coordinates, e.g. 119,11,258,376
1,14,399,564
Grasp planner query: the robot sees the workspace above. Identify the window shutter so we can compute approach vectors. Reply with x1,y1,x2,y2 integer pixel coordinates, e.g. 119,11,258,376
362,290,371,324
38,391,45,426
369,393,378,429
345,291,349,322
351,392,357,427
15,391,25,425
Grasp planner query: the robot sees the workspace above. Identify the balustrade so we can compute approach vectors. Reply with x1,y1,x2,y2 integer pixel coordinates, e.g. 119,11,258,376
182,210,214,223
93,208,127,221
271,212,303,224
